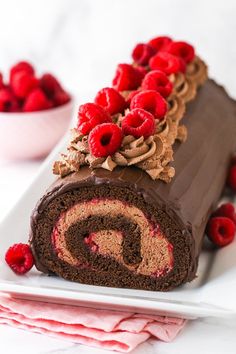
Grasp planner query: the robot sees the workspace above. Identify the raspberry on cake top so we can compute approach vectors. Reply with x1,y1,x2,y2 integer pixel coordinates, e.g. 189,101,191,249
53,36,207,182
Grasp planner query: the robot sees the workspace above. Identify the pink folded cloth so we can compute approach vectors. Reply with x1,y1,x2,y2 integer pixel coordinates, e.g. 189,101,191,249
0,294,186,352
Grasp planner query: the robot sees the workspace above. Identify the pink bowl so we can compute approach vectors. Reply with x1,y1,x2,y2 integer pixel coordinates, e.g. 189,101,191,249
0,101,73,160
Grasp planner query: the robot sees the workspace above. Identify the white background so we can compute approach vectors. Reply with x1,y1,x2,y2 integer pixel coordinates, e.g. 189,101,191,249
1,0,236,353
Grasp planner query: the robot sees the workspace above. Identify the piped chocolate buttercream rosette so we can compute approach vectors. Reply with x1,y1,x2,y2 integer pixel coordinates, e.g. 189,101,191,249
29,36,236,291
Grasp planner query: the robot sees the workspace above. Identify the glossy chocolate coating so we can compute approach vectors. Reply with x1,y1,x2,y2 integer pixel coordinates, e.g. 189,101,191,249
31,79,236,287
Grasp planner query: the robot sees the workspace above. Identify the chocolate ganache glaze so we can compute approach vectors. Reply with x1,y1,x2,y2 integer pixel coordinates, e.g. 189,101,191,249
30,79,236,291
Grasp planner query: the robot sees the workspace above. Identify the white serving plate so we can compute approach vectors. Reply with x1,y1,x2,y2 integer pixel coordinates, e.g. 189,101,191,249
0,135,236,319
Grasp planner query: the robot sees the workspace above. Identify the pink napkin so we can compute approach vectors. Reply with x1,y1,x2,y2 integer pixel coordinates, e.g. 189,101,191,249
0,295,186,352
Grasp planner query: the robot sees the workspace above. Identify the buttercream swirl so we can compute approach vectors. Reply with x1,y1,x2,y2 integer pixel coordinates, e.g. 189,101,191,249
167,94,185,121
186,56,208,86
169,72,197,103
53,55,208,182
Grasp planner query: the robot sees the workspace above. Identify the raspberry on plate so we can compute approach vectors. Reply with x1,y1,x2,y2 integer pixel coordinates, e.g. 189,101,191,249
0,73,5,89
78,103,112,135
213,203,236,225
227,165,236,192
206,216,236,247
141,70,173,98
148,36,173,53
11,71,39,99
132,43,155,66
95,87,126,115
5,243,34,275
130,90,167,120
122,108,155,138
168,41,195,63
112,63,144,91
149,52,182,75
10,61,35,82
23,88,52,112
88,123,122,157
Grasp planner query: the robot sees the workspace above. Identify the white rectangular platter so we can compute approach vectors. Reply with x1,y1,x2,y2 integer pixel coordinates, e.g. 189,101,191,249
0,136,236,319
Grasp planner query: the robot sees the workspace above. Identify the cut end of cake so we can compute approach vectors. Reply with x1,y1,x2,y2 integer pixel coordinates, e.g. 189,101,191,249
51,198,174,277
30,170,194,291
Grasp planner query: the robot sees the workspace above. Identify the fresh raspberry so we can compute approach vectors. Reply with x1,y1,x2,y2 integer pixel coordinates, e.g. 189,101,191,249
213,203,236,225
125,90,140,107
112,63,143,91
40,73,62,98
88,123,122,157
122,108,155,138
135,66,148,80
11,71,39,99
0,73,5,89
148,36,173,53
141,70,173,98
53,90,71,106
23,88,52,112
0,88,20,112
168,41,195,63
132,43,155,66
5,243,34,275
78,103,112,135
10,61,34,82
227,165,236,192
178,57,187,73
130,90,167,120
95,87,126,115
149,52,182,75
206,217,236,247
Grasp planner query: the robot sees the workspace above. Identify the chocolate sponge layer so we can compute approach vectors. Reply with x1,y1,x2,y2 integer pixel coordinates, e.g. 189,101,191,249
30,79,236,291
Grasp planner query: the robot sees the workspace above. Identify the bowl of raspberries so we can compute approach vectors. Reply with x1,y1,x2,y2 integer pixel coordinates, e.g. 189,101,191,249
0,61,73,160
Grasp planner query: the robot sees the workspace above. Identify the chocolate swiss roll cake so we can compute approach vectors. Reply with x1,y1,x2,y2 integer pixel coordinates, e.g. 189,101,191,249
30,37,236,291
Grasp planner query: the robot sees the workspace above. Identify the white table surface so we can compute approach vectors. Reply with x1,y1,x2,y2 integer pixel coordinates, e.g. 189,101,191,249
1,0,236,352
